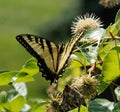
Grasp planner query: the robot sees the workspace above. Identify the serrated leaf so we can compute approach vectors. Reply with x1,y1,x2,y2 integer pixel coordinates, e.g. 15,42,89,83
89,98,114,112
102,47,120,83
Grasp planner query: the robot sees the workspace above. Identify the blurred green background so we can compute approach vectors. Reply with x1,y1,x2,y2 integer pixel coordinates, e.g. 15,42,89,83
0,0,119,98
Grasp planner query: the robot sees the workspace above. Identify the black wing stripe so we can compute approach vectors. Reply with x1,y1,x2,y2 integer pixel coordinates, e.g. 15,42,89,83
16,35,40,59
26,34,32,41
35,36,39,43
46,40,54,60
40,38,44,50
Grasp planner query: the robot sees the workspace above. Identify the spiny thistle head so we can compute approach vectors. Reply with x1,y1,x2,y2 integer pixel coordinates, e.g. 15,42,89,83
71,74,98,99
46,85,62,112
99,0,120,7
71,13,102,35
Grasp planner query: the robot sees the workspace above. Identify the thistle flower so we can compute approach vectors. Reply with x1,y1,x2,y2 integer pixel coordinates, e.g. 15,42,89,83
71,14,102,35
71,75,98,99
46,85,62,112
99,0,120,7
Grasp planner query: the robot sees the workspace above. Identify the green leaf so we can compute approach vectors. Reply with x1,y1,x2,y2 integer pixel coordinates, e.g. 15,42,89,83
20,58,39,76
13,58,39,83
0,71,18,86
106,9,120,36
3,95,26,112
15,72,34,83
89,98,114,112
0,89,26,112
0,91,7,103
78,28,105,64
102,47,120,83
0,70,9,73
0,105,4,111
98,76,109,94
72,105,88,112
113,102,120,112
115,9,120,22
30,101,47,112
99,42,115,60
0,58,38,86
15,58,39,82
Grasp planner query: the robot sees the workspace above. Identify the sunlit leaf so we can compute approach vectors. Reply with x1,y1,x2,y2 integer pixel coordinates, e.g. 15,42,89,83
0,58,38,86
72,105,88,112
20,58,39,76
0,105,4,111
0,71,18,86
30,101,47,112
3,95,26,112
102,47,120,83
15,72,34,83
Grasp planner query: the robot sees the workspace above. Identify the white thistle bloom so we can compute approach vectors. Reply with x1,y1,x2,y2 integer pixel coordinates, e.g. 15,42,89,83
71,13,103,35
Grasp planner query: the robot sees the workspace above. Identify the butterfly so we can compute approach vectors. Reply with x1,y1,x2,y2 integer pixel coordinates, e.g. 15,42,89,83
16,32,83,84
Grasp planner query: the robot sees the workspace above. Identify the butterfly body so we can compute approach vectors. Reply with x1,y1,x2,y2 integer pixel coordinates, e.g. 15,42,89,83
16,33,83,84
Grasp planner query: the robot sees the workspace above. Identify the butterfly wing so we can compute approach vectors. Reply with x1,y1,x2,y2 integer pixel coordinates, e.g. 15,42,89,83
16,34,59,83
57,32,83,75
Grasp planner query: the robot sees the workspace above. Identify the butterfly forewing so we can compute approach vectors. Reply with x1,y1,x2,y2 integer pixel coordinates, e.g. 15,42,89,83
16,34,59,82
57,32,83,73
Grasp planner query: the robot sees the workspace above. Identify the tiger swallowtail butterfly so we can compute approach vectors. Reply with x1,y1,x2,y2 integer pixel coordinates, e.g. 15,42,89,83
16,32,83,84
